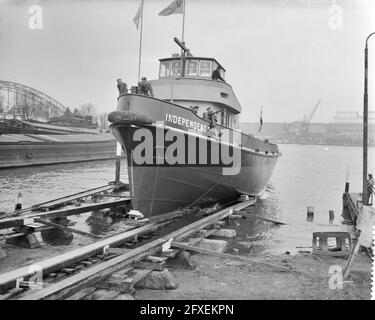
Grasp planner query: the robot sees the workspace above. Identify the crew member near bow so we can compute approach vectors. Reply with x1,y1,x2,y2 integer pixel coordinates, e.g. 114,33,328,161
117,78,128,96
138,77,154,97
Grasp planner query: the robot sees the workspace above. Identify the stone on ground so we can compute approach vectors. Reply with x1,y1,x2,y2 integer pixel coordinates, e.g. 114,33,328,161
167,250,196,269
135,269,178,290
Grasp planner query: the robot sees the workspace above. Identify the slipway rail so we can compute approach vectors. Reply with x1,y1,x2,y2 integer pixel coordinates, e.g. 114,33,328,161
0,199,273,300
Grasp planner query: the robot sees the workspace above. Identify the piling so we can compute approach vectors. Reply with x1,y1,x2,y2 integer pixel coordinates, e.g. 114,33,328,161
345,166,350,193
15,192,22,211
114,142,122,184
329,210,334,222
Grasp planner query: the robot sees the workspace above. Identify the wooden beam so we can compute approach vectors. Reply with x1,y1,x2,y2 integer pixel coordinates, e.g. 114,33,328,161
1,184,123,219
31,184,125,211
166,200,255,242
17,238,167,299
34,218,102,240
246,215,286,225
0,199,130,230
0,215,179,293
6,201,253,299
172,241,292,273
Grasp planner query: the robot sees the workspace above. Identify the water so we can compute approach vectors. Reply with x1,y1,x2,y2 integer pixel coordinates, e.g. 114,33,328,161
0,160,128,212
0,145,374,254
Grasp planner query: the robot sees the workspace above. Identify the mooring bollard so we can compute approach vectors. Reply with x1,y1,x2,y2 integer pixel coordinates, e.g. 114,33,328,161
306,206,314,221
15,192,23,210
329,210,334,222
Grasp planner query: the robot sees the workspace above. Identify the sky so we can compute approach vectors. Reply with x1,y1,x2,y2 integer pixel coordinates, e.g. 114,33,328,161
0,0,375,123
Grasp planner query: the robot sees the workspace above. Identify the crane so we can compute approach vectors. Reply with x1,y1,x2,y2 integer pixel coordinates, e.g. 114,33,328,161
301,99,321,133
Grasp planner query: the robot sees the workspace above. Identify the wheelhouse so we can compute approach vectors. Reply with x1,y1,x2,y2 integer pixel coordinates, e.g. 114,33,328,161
159,56,226,80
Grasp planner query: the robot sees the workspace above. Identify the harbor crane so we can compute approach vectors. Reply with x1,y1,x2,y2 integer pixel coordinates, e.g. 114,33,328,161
282,99,321,142
300,99,321,134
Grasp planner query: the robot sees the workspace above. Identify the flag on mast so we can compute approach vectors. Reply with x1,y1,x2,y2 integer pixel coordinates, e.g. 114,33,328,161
159,0,184,16
133,0,144,29
259,107,263,132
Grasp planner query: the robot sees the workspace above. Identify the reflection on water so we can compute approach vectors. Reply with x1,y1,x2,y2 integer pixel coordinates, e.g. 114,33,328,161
0,145,374,254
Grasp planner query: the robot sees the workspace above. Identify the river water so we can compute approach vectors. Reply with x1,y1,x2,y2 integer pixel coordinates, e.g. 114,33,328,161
0,144,374,255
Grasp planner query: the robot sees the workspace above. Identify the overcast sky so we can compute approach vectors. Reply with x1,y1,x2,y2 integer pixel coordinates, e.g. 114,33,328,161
0,0,374,123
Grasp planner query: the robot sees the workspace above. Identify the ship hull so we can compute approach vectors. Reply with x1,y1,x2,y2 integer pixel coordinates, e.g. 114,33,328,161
109,95,279,217
0,133,118,169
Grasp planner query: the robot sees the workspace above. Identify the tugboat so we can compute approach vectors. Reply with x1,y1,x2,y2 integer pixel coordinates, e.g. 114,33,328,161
109,39,280,217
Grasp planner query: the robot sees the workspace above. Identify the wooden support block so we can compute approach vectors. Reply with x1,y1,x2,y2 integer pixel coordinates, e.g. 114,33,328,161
90,289,121,300
61,268,76,275
96,274,134,294
214,220,227,229
35,218,101,240
73,264,85,271
212,229,237,238
144,256,168,263
6,233,41,249
161,249,179,259
105,247,130,255
133,259,166,271
187,238,228,253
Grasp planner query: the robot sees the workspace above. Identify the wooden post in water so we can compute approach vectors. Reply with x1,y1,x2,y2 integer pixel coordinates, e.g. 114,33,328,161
115,142,122,184
306,206,314,221
329,210,334,222
345,166,350,193
15,192,22,211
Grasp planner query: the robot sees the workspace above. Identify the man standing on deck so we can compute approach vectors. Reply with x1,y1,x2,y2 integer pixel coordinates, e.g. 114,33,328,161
117,79,128,96
138,77,154,97
212,66,225,82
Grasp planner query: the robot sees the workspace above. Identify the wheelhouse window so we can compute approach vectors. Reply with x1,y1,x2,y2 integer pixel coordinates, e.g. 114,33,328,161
186,60,198,76
171,60,182,76
199,60,212,77
159,61,170,77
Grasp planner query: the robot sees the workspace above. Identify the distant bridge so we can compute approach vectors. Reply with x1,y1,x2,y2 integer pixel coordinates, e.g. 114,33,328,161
0,80,67,121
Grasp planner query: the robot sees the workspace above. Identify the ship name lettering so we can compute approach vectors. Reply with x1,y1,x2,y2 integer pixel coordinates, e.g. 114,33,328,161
165,113,207,132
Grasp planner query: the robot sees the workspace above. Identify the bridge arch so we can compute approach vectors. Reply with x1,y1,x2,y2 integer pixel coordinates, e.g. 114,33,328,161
0,80,67,120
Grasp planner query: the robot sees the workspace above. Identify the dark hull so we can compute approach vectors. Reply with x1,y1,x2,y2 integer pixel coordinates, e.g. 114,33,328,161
109,95,279,217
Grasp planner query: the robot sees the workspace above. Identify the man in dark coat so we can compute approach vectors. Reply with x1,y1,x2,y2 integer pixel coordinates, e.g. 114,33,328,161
138,77,154,97
212,66,225,82
117,79,128,96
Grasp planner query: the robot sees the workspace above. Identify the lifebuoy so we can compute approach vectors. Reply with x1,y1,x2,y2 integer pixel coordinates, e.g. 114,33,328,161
26,152,33,159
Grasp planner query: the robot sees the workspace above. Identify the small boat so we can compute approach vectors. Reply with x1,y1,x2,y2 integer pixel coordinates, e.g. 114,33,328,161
109,39,280,217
